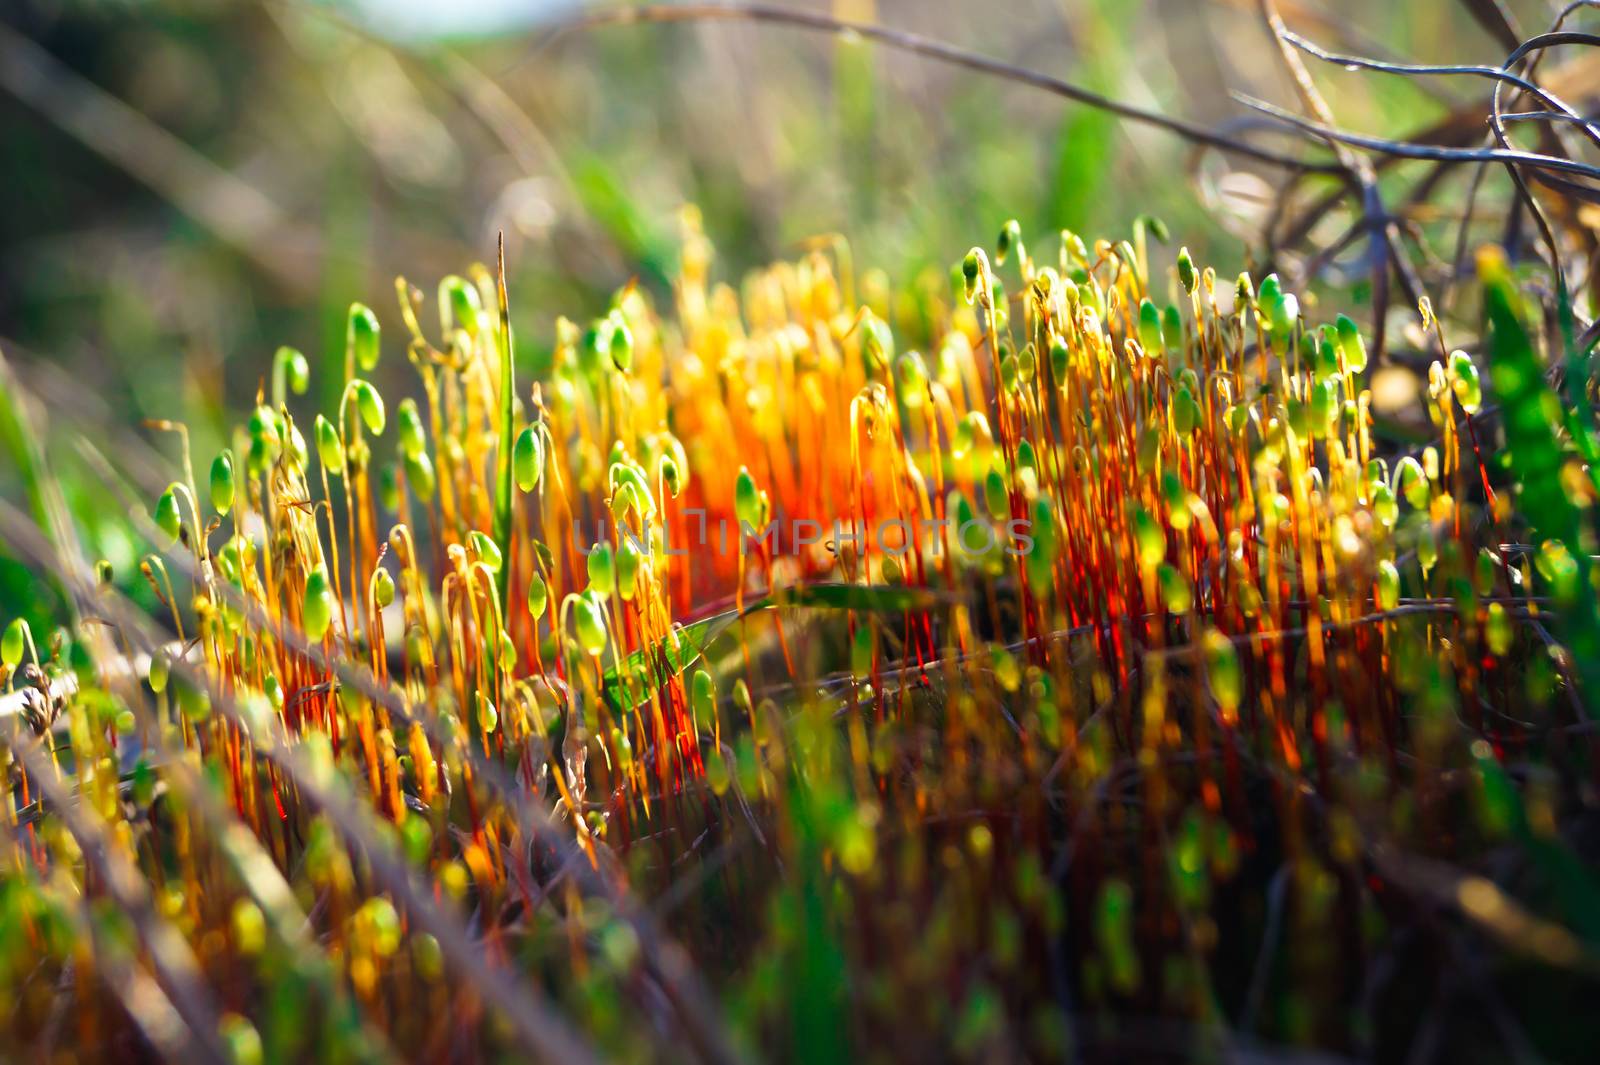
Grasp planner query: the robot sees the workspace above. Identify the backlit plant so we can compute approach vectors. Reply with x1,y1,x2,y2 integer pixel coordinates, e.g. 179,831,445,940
2,209,1599,1062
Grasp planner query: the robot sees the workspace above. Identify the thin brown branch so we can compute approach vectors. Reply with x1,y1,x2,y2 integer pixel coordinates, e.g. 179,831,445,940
1258,0,1407,359
1233,93,1600,182
517,1,1339,173
1281,26,1600,151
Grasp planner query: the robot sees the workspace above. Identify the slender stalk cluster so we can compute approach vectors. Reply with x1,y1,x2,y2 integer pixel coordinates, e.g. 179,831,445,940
0,212,1591,1061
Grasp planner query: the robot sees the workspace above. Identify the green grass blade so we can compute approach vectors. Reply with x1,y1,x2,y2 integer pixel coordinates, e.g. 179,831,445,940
1481,249,1600,718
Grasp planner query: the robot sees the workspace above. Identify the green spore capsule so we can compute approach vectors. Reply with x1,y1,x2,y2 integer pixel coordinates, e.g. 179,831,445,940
1449,350,1483,413
953,411,989,459
579,320,611,380
1133,507,1165,570
1315,328,1340,376
895,351,928,407
378,463,401,511
1256,273,1282,310
609,318,634,372
219,1014,263,1065
1371,482,1398,528
348,302,381,372
1161,304,1183,353
660,455,683,498
961,249,981,302
1535,539,1580,602
402,815,433,866
1475,548,1499,597
1394,456,1429,509
1173,386,1200,436
1486,602,1514,656
1310,376,1340,434
514,426,543,491
1202,628,1242,715
153,487,182,546
315,414,344,471
692,669,714,724
285,421,307,470
984,466,1009,520
1137,425,1161,475
527,573,549,620
705,747,731,796
1335,313,1367,372
1376,559,1400,610
209,452,235,516
1061,229,1087,264
574,592,607,655
371,567,395,609
1416,521,1438,574
1137,214,1169,243
247,404,279,451
1138,298,1163,353
302,568,335,641
175,676,210,722
1026,498,1058,587
147,649,169,693
468,531,502,573
404,449,436,502
397,398,426,458
1235,271,1254,308
440,275,481,336
587,541,615,596
1158,563,1192,613
278,346,310,394
1049,338,1070,383
1096,879,1140,994
861,310,893,371
1030,497,1058,560
351,380,385,435
1016,438,1037,473
1177,247,1196,294
1114,239,1139,275
995,219,1022,264
999,352,1019,394
616,538,642,601
734,466,762,529
2,618,28,671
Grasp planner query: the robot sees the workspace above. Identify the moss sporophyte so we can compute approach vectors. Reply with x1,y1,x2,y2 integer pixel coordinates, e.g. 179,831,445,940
0,211,1585,1061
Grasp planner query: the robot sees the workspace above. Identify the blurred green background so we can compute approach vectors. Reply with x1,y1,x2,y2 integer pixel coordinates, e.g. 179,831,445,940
0,0,1566,626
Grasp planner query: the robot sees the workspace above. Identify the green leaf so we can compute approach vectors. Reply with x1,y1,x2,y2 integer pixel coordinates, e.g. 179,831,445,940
1481,248,1600,718
1470,741,1600,947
